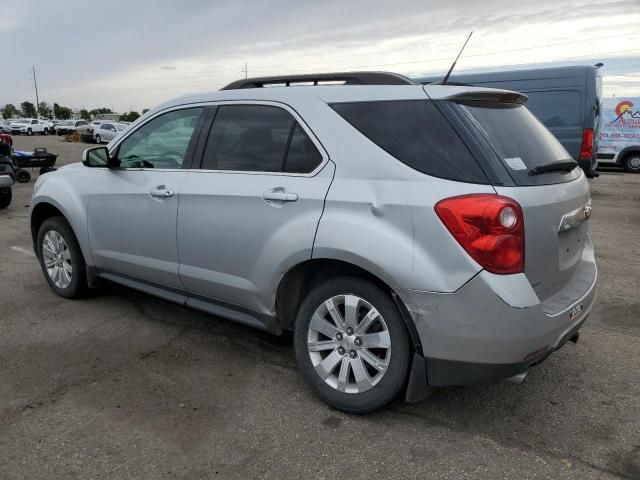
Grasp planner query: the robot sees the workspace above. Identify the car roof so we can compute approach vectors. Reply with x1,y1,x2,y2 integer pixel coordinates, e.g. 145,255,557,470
150,83,524,114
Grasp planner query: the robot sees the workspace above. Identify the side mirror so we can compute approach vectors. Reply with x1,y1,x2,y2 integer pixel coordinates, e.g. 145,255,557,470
82,146,117,168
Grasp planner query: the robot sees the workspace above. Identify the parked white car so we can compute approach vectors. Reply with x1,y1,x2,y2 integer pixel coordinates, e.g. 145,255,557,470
55,120,90,136
93,122,127,144
10,118,50,135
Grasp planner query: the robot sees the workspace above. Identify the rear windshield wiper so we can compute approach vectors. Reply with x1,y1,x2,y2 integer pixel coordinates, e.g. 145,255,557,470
529,160,578,176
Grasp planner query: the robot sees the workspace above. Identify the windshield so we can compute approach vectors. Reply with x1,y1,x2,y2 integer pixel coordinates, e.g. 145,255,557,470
14,119,28,124
457,101,581,185
115,124,126,131
60,120,74,126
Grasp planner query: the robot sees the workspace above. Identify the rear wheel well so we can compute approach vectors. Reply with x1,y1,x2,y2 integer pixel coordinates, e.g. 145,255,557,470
276,259,422,354
31,203,65,247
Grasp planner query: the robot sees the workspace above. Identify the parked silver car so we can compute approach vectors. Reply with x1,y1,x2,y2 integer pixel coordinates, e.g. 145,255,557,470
93,122,127,144
29,72,597,413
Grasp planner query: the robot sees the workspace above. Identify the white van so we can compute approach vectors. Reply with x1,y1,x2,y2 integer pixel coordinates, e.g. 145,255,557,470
597,97,640,172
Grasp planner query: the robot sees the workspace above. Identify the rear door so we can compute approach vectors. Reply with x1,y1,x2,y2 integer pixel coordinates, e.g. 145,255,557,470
177,102,334,315
455,100,592,300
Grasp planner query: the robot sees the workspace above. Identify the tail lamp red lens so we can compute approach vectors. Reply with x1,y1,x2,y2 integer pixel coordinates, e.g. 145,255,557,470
435,194,525,275
579,128,594,160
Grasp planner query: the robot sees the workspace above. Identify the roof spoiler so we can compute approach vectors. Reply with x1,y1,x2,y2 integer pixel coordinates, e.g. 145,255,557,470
449,90,528,104
221,71,417,90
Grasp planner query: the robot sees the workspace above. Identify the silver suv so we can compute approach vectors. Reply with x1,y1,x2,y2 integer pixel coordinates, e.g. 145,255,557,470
30,72,597,413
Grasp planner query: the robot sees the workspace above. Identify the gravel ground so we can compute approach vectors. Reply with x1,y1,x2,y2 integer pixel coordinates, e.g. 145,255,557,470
1,135,639,479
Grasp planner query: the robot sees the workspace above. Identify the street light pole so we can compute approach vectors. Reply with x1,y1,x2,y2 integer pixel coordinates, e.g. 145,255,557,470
33,65,40,118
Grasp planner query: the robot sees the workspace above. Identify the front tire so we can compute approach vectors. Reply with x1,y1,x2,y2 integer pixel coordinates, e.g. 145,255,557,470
37,216,88,298
95,135,101,144
27,128,33,136
623,153,640,173
294,276,411,413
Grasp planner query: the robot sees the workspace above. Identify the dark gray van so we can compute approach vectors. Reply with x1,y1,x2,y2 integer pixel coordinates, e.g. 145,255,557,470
416,66,603,177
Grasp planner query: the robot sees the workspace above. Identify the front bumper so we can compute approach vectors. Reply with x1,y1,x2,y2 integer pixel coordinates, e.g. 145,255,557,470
400,241,597,387
0,174,14,187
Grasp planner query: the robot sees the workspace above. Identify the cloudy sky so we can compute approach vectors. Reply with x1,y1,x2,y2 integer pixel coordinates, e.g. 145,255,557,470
1,0,639,113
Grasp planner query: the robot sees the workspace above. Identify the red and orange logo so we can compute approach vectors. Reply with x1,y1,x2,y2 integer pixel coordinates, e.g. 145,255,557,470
615,100,634,117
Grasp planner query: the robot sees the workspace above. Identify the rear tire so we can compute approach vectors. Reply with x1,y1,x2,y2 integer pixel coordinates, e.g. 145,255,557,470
37,216,88,298
43,128,49,136
0,188,11,209
623,153,640,173
294,276,411,413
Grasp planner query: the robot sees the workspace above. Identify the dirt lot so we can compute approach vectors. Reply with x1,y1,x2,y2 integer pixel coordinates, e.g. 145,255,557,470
1,135,639,479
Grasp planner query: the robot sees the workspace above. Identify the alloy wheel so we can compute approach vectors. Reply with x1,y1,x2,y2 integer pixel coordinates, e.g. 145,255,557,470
307,294,391,394
42,230,73,288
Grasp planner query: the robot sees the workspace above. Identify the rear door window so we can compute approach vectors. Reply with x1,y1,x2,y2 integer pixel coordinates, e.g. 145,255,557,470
201,105,323,173
330,100,488,183
458,101,581,185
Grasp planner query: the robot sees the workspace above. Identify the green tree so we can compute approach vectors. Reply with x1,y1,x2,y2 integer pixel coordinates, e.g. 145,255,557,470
38,102,53,119
2,104,18,119
119,111,140,122
142,109,149,115
21,101,37,118
53,103,72,120
89,107,113,115
80,109,91,120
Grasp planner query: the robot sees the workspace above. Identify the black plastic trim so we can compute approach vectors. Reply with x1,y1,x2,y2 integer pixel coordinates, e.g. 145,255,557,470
97,270,281,335
221,71,416,90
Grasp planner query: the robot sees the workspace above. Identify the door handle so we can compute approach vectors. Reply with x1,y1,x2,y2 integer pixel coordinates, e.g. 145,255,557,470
262,187,298,205
150,185,174,198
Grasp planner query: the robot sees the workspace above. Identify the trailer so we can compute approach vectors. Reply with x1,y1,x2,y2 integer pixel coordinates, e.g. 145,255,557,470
11,148,58,183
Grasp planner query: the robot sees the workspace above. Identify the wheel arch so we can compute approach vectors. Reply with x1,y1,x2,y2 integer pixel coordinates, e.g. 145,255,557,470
30,197,91,263
275,257,423,356
620,146,640,162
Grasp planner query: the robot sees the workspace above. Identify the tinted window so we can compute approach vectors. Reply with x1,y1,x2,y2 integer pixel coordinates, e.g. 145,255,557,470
117,107,203,169
331,100,487,183
458,102,580,185
202,105,321,173
524,90,582,127
284,124,323,173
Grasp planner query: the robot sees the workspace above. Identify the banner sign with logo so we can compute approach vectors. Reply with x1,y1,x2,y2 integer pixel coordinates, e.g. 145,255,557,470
599,98,640,155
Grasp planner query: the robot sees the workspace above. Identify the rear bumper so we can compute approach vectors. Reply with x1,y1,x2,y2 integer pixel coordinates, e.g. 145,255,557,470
425,315,587,386
579,157,598,177
400,240,597,387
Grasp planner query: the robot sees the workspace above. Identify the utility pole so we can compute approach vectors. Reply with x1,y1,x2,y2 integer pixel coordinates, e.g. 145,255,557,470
32,65,40,118
242,62,248,79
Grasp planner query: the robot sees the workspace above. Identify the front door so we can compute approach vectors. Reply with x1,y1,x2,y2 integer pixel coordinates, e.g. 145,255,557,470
177,103,333,314
87,106,206,290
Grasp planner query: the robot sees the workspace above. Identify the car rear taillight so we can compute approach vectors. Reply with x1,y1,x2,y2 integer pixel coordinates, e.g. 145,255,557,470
435,194,525,275
579,128,594,160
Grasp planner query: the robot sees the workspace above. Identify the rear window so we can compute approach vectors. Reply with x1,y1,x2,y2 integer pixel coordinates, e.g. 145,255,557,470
524,90,582,127
458,102,581,185
330,100,489,184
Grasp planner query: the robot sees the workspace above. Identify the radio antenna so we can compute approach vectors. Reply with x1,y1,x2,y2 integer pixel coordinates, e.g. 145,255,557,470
441,31,473,85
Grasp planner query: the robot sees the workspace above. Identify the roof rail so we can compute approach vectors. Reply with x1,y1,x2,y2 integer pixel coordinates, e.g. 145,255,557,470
220,71,416,90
